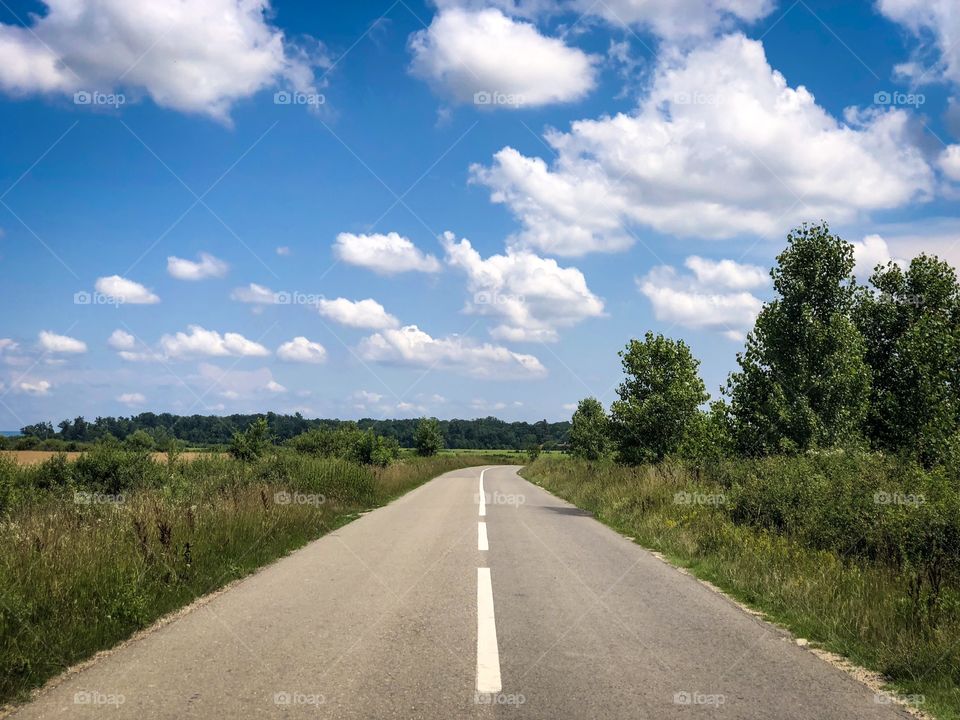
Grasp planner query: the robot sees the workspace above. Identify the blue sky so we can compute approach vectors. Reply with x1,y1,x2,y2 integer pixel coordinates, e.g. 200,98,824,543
0,0,958,428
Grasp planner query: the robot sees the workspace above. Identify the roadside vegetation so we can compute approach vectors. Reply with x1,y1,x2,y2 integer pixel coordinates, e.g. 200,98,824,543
536,222,960,719
0,421,513,706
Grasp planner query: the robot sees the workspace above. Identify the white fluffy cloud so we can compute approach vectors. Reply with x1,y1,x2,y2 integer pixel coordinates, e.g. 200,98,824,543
334,232,441,275
316,297,400,330
441,231,603,342
39,331,87,354
95,275,160,304
637,260,764,335
851,234,904,280
683,256,768,290
0,0,325,120
572,0,773,40
472,34,933,255
939,146,960,182
230,283,279,304
117,392,146,405
409,7,596,108
358,324,546,378
277,336,327,364
878,0,960,86
107,329,135,350
265,379,287,393
18,379,51,396
159,326,270,359
167,253,228,280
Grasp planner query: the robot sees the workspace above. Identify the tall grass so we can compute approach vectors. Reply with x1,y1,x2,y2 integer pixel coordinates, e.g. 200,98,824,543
0,448,510,705
521,454,960,720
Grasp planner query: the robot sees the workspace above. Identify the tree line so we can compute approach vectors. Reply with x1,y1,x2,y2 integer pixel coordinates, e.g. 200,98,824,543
569,222,960,468
17,413,570,451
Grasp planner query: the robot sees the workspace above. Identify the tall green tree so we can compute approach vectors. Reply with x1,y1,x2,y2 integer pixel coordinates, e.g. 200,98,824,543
726,223,871,454
610,333,708,464
568,397,611,460
413,417,444,456
855,254,960,465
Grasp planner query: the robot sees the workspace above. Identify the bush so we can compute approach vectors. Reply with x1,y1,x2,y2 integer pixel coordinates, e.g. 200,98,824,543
228,418,272,462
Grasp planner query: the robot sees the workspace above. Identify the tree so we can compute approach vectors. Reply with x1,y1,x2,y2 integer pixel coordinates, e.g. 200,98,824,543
568,397,611,460
413,417,444,456
854,254,960,465
123,429,155,452
228,418,272,461
726,223,871,454
610,333,708,464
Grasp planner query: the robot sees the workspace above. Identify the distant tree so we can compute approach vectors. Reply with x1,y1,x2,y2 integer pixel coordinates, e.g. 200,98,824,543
855,254,960,465
568,397,611,461
726,223,871,454
228,418,272,461
123,429,155,452
20,422,54,439
610,332,709,464
413,417,444,456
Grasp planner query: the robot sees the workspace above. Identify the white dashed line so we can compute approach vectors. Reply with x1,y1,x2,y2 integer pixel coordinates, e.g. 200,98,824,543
478,522,489,551
476,567,502,693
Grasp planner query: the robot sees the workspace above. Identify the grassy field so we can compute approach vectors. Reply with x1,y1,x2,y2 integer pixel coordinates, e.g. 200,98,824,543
0,448,512,706
521,455,960,720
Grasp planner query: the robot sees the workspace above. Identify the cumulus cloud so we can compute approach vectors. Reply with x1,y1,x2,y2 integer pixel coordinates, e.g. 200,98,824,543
358,324,546,379
637,261,764,334
409,7,596,108
95,275,160,304
571,0,773,40
265,379,287,393
18,379,51,395
441,231,603,342
117,392,146,405
939,145,960,182
683,256,768,290
167,253,228,280
851,234,904,280
0,0,326,121
159,326,270,359
277,336,327,363
878,0,960,87
107,329,135,350
316,297,399,329
230,283,280,304
39,330,87,354
471,34,933,255
334,232,441,275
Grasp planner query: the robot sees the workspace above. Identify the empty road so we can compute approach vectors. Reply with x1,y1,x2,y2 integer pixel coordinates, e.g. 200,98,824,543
11,466,910,719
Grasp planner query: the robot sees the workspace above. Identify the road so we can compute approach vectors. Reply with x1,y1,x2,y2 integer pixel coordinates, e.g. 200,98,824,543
11,465,910,719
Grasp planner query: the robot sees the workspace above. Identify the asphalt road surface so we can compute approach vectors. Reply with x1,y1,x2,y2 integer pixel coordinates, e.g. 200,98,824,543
11,466,911,719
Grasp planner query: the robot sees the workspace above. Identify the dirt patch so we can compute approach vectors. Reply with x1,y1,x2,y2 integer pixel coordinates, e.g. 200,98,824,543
1,451,214,465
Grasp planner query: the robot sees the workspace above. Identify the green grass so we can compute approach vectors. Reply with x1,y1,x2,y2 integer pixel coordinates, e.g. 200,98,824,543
0,450,509,707
521,455,960,720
